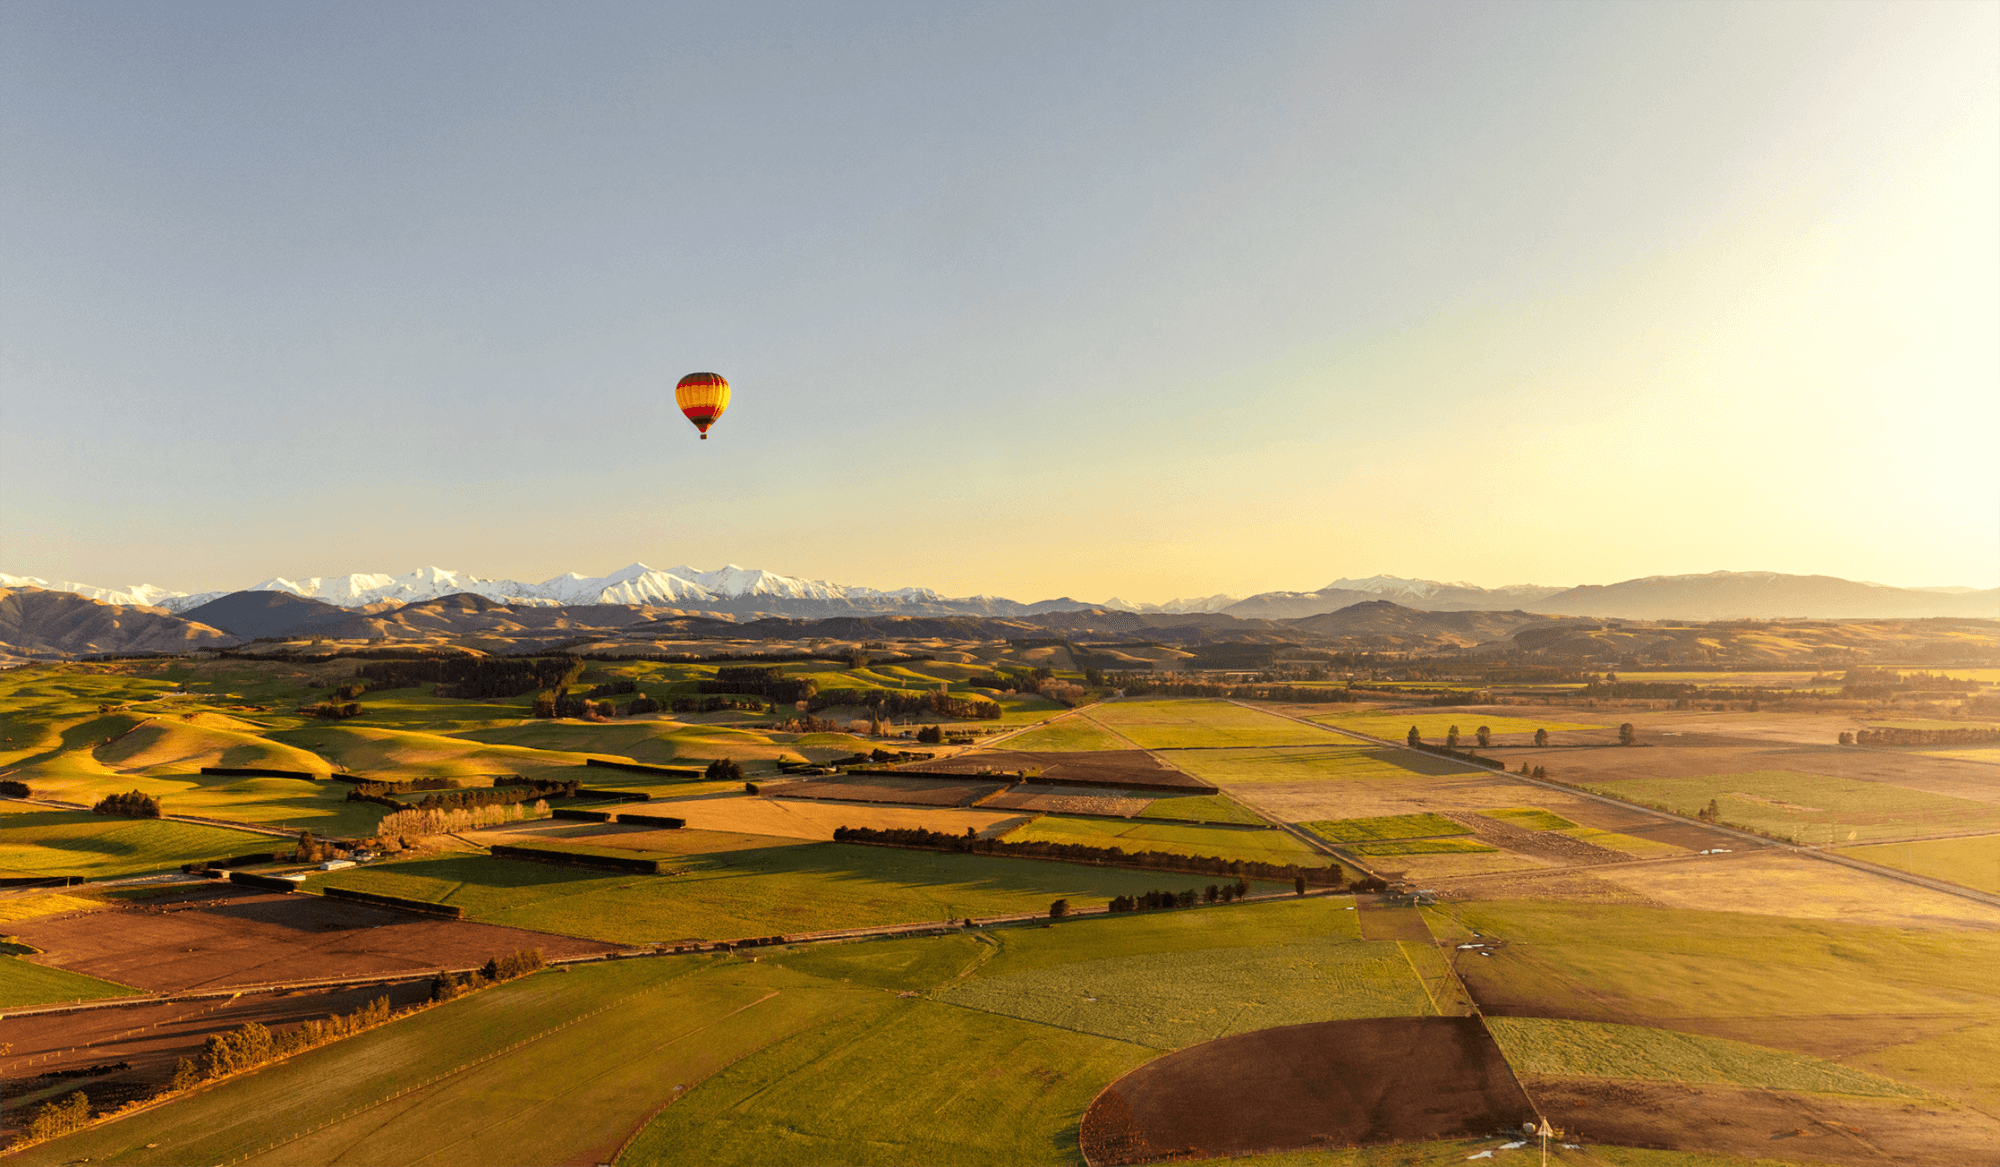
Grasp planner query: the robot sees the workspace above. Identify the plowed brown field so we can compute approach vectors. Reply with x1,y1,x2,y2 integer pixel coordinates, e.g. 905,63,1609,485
8,885,616,993
1079,1016,1532,1164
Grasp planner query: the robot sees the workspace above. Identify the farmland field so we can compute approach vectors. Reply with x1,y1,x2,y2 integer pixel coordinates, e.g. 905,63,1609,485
1838,833,2000,895
1583,768,2000,842
1083,699,1344,749
1479,807,1580,831
0,952,139,1008
1302,813,1469,843
996,715,1131,752
1169,745,1466,787
941,930,1433,1047
999,815,1331,866
623,995,1150,1167
1485,1016,1923,1096
0,810,275,879
1138,792,1266,825
306,838,1291,943
4,958,871,1167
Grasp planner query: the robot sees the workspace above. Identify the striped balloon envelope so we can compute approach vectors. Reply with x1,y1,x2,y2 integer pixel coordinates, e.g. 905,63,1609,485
674,372,730,439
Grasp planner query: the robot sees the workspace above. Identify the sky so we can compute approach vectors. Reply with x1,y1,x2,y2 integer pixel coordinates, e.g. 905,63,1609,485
3,0,1995,604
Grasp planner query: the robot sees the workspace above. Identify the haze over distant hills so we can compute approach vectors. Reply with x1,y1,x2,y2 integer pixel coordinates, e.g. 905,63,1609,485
1,564,1993,624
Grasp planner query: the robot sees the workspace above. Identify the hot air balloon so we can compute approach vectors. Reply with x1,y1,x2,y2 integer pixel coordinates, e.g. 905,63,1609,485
675,372,730,439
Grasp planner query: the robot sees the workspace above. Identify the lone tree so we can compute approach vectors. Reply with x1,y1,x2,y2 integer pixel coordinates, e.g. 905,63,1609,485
1698,798,1721,824
1407,726,1422,747
1048,898,1069,919
1445,726,1460,749
1619,722,1636,746
1534,728,1550,747
1294,875,1306,896
1476,726,1491,747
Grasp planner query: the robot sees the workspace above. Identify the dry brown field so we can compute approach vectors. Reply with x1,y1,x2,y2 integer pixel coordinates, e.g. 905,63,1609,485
982,788,1152,816
1525,1075,2000,1167
1079,1016,1532,1164
770,774,1006,807
1591,851,2000,931
6,885,616,993
911,748,1215,791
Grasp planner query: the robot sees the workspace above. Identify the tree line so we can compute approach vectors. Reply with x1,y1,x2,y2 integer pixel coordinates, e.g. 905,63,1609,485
831,825,1347,885
1852,726,2000,746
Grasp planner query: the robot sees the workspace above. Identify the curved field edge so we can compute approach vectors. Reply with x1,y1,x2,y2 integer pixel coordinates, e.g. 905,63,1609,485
1486,1017,1927,1098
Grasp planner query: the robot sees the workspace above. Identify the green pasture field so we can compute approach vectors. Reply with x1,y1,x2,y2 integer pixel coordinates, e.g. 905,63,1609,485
7,957,878,1167
922,898,1424,1045
1302,813,1469,843
988,693,1072,725
0,950,140,1008
1000,815,1331,866
1839,834,2000,895
1350,839,1496,856
305,835,1291,944
624,994,1150,1167
1084,699,1343,749
1584,769,2000,842
997,715,1131,752
1311,711,1605,740
0,810,274,879
1485,1017,1923,1097
941,933,1432,1048
1425,900,2000,1027
1169,746,1467,788
1139,793,1267,825
1480,807,1579,831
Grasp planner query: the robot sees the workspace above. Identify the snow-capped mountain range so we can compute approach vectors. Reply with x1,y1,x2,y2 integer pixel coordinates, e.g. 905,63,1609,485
2,566,1993,622
0,564,953,615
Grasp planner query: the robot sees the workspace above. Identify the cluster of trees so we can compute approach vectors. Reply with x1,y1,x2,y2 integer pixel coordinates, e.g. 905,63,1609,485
346,780,577,813
377,799,548,837
303,701,364,720
21,1090,91,1143
1036,678,1089,706
699,666,817,703
1852,726,2000,746
831,825,1347,885
1514,763,1550,780
1839,668,1977,700
170,996,396,1091
915,724,944,744
704,758,745,782
1425,690,1487,706
359,656,581,699
1,778,32,798
1111,881,1253,912
772,712,851,733
92,790,162,818
585,678,638,697
1109,677,1360,704
1696,798,1723,824
532,693,617,719
430,949,546,1001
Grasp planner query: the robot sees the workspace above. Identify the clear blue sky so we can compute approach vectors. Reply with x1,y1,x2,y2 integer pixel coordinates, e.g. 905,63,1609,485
4,1,1995,602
